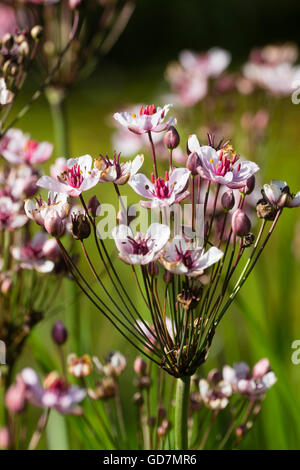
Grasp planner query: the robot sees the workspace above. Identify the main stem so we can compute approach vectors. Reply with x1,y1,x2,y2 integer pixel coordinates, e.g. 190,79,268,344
175,376,190,450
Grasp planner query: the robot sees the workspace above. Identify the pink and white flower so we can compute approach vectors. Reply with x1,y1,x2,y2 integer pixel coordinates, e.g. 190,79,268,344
50,157,67,180
129,168,190,208
24,191,70,226
114,104,176,135
0,78,14,106
6,165,39,200
37,154,99,197
159,236,223,277
21,368,86,415
0,196,28,230
94,153,144,185
0,129,53,165
179,48,231,78
262,180,300,209
188,135,259,188
199,371,232,410
112,223,170,265
11,231,55,273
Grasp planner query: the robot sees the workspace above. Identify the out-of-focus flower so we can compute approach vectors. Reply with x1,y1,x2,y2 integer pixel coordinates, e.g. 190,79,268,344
93,351,127,377
50,158,68,180
0,78,14,106
11,231,55,273
114,104,176,135
68,354,92,378
199,369,232,410
262,180,300,209
160,236,223,277
188,135,259,189
0,196,28,230
112,223,170,265
25,191,70,226
6,165,39,199
165,48,231,107
240,109,269,134
0,129,53,165
129,168,190,208
0,5,17,37
94,153,144,185
37,155,99,197
0,427,10,450
21,368,86,414
5,375,27,414
223,359,277,399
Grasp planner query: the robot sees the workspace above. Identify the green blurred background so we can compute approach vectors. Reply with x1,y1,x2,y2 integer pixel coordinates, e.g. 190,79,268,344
12,0,300,449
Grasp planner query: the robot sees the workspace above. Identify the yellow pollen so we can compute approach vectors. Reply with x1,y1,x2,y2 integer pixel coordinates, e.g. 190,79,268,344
132,113,136,118
209,158,213,163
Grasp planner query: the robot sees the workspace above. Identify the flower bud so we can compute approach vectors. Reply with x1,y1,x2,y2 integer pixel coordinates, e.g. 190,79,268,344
252,358,270,380
31,25,43,41
0,427,10,449
186,152,201,175
71,213,91,240
231,209,251,236
1,277,12,294
241,175,255,195
2,33,14,49
221,189,235,211
133,392,144,406
137,375,152,389
19,41,30,57
163,270,173,283
133,356,147,375
44,210,65,237
148,262,159,277
88,196,100,218
5,376,26,414
52,320,68,345
158,406,166,419
163,126,180,150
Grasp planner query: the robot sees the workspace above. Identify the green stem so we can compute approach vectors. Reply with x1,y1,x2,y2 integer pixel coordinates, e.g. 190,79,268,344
175,376,190,450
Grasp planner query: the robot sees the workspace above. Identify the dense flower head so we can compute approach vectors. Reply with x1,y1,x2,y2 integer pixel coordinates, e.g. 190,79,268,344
37,154,99,197
114,104,176,134
129,168,190,208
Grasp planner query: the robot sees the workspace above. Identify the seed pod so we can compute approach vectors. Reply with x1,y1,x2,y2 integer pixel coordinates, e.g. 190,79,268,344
231,209,251,236
71,213,91,240
163,126,180,150
256,199,277,220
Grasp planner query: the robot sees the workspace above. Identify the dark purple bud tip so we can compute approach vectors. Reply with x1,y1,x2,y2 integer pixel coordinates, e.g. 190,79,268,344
232,209,251,236
52,320,68,345
163,126,180,150
241,175,256,195
221,189,235,211
186,152,201,175
88,195,100,218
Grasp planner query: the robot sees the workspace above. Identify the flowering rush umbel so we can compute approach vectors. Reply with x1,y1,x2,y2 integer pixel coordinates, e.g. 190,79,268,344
31,103,299,381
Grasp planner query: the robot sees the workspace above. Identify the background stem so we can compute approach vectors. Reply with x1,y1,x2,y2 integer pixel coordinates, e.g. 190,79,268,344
175,376,190,450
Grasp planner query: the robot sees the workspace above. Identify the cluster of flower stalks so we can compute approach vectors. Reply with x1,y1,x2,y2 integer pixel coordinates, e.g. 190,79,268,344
1,318,276,450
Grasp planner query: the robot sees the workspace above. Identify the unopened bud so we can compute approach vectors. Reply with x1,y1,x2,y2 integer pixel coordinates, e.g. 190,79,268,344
71,213,91,240
252,358,270,380
231,209,251,236
133,356,147,375
2,33,14,49
19,41,30,57
1,277,12,294
241,175,256,195
157,425,166,437
0,427,10,449
52,320,68,345
158,406,166,419
44,210,65,237
148,262,158,277
31,25,43,41
221,189,235,211
163,270,173,283
137,375,152,389
5,376,26,414
88,196,100,218
186,152,201,175
163,126,180,150
69,0,82,9
133,392,144,406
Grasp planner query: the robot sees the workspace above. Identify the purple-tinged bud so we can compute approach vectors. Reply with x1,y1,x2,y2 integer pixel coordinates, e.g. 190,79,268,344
148,262,159,277
44,210,65,237
236,425,245,437
157,425,166,437
5,376,26,414
71,213,91,240
163,126,180,150
186,152,201,175
134,356,147,375
252,358,270,380
52,320,68,345
241,175,256,195
69,0,82,9
148,416,156,427
0,427,10,449
232,209,251,236
88,196,100,218
163,270,173,284
1,277,12,294
221,189,235,211
137,375,152,389
158,406,166,419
